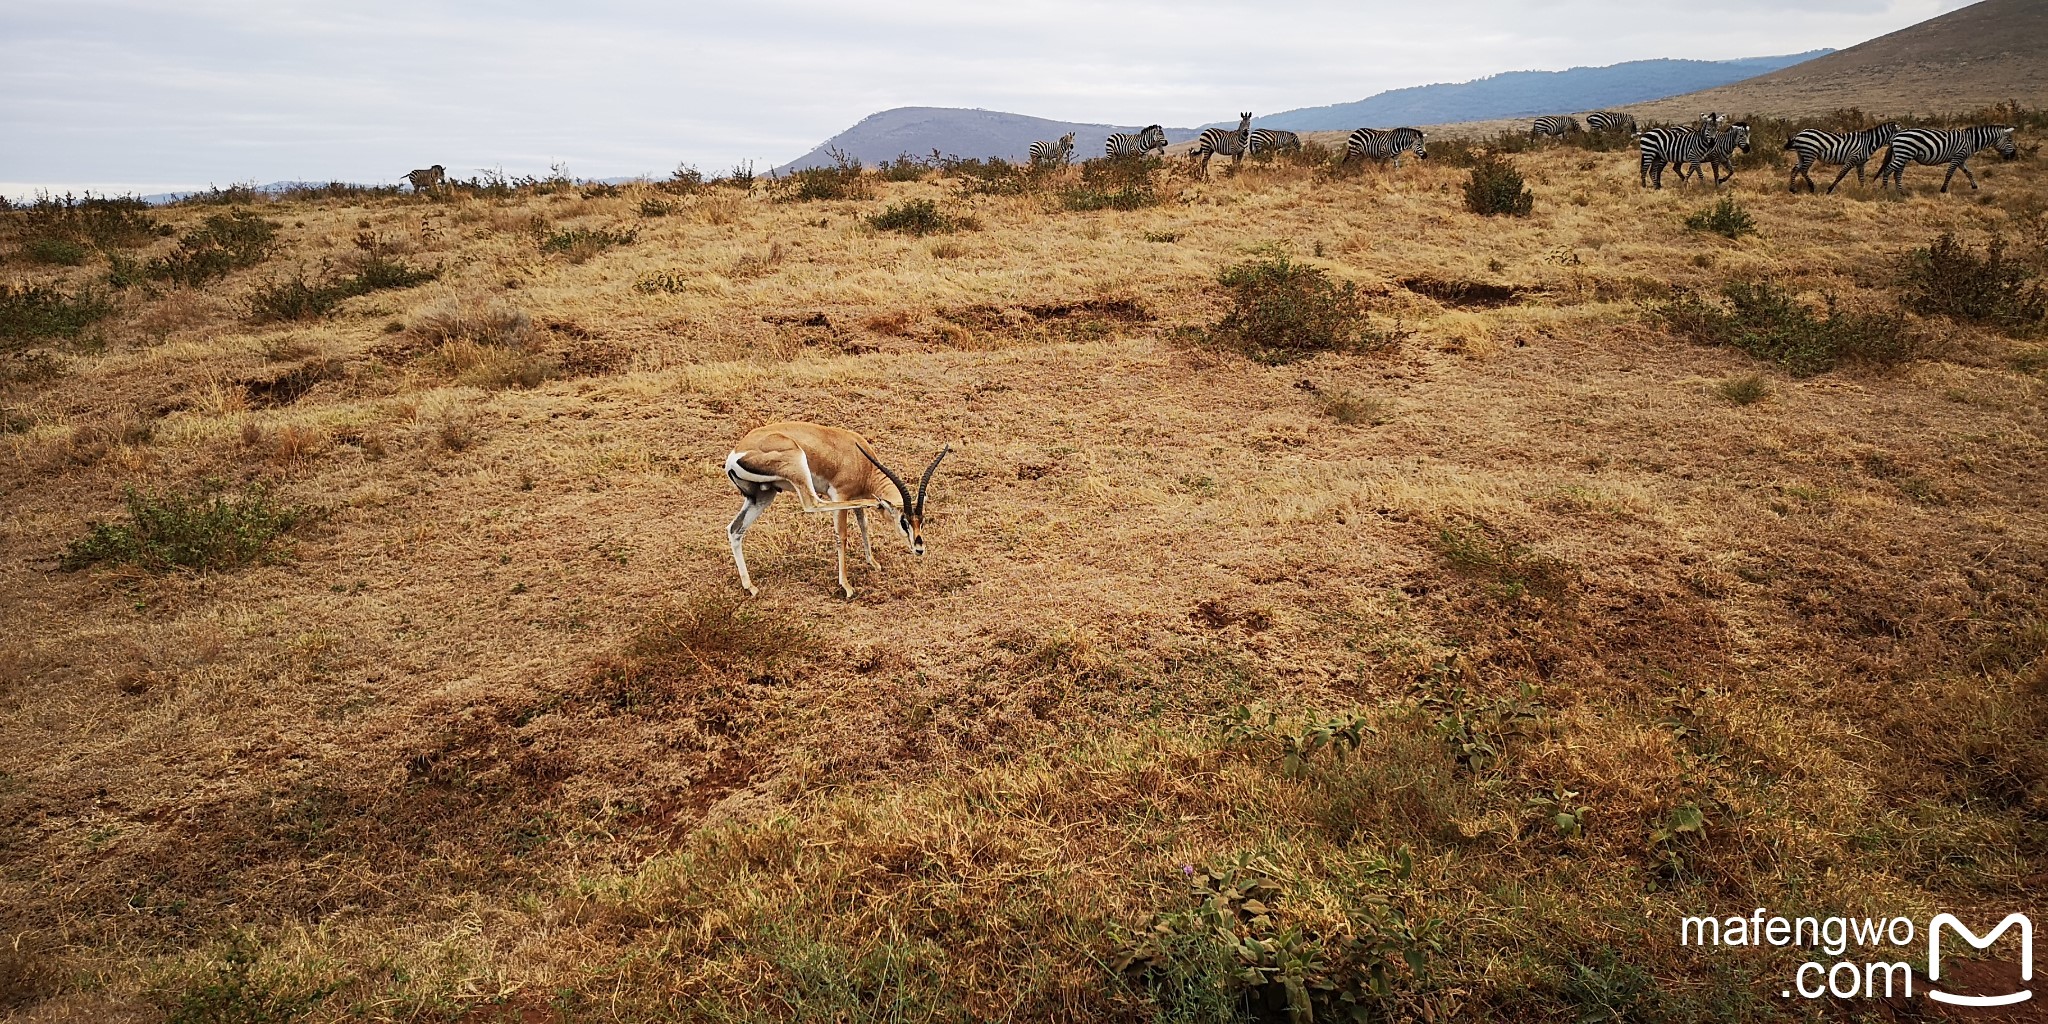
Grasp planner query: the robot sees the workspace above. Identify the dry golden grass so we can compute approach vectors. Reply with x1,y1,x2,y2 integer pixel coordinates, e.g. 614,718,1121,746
2,138,2046,1022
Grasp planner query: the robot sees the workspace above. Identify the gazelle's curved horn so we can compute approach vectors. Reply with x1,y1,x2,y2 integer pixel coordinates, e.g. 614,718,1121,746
857,445,912,508
915,446,951,518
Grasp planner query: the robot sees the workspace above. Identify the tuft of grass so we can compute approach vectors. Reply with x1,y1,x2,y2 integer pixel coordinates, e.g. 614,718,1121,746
583,593,809,711
147,210,280,286
1463,155,1534,217
1319,388,1390,425
1712,373,1771,406
163,933,338,1024
1684,197,1756,239
868,199,973,236
1656,280,1914,376
1898,232,2046,336
638,197,679,217
0,283,114,346
61,484,306,572
1201,255,1398,364
1435,520,1575,601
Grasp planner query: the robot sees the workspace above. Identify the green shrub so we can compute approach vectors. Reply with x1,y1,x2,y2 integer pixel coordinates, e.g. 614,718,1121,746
638,197,679,217
62,485,306,572
1463,156,1534,217
1684,197,1756,239
1060,156,1156,211
876,153,931,182
939,154,1042,198
1898,232,2046,336
21,236,90,266
174,184,260,206
248,256,437,322
147,210,279,286
1656,281,1914,376
867,199,971,236
1203,256,1398,364
0,284,114,346
539,226,637,262
773,150,873,202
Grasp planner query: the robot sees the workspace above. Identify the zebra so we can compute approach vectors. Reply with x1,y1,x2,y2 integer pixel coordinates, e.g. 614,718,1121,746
404,164,446,192
1874,124,2018,193
1341,127,1428,168
1678,121,1751,186
1029,132,1075,166
1248,128,1301,156
1638,123,1747,189
1784,123,1900,194
1531,116,1580,141
1191,113,1253,170
1106,125,1169,159
1585,111,1637,135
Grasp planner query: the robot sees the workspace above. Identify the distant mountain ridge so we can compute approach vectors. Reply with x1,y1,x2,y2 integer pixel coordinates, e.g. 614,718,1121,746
774,109,1203,174
1228,51,1830,131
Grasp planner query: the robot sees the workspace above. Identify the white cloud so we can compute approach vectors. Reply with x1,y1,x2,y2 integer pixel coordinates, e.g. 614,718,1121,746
0,0,1975,195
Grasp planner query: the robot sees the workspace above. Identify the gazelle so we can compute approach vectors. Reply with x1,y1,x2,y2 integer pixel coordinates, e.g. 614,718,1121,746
724,421,948,598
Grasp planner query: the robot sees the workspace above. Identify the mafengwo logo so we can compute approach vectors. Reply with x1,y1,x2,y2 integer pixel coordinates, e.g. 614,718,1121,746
1679,909,2032,1004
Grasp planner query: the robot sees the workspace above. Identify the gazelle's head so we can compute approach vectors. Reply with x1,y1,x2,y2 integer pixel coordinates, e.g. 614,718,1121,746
860,444,950,556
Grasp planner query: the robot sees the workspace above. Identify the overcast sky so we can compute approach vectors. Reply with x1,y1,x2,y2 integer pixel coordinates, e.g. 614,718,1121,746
0,0,1976,198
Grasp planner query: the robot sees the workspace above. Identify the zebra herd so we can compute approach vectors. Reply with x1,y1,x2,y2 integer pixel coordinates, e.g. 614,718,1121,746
1031,114,1428,171
1534,109,2022,194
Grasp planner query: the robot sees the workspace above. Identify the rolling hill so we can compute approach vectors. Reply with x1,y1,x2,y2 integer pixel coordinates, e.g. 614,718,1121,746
1225,52,1828,132
774,108,1203,173
1630,0,2048,120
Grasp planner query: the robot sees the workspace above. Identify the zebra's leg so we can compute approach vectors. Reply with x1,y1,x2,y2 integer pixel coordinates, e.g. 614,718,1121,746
1826,162,1856,195
728,488,776,596
1952,160,1979,191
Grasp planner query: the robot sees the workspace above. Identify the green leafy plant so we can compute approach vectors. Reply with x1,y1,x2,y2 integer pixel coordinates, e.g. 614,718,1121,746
1463,155,1534,217
248,256,437,322
867,199,973,236
1202,255,1399,364
1656,280,1914,376
146,210,280,286
772,149,874,202
1220,706,1375,777
0,284,114,346
1524,786,1592,837
1059,156,1157,211
1414,679,1548,774
1713,373,1770,405
62,484,306,572
1898,232,2045,336
1684,196,1756,239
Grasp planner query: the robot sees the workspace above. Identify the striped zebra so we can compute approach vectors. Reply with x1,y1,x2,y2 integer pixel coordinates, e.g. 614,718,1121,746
1784,123,1900,194
1585,111,1637,135
1341,127,1428,168
1106,125,1169,159
1638,122,1747,189
1029,132,1076,166
1531,116,1580,141
404,164,446,192
1678,121,1751,186
1248,128,1301,156
1191,113,1253,170
1874,124,2018,193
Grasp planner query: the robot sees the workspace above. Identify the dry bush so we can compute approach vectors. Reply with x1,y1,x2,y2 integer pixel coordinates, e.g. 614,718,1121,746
698,194,746,226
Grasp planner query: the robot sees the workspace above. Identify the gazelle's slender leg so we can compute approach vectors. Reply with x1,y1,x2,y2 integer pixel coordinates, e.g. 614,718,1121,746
834,510,854,598
855,508,878,568
728,490,775,596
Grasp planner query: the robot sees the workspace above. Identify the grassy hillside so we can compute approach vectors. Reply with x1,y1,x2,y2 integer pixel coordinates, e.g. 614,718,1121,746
2,121,2045,1021
1633,0,2048,121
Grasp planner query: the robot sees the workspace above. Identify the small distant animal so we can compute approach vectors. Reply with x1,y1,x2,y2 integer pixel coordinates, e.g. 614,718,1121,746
1248,129,1301,156
1875,124,2018,193
1106,125,1169,159
1030,132,1076,165
1531,116,1580,141
1784,123,1900,194
404,165,446,192
1638,122,1747,189
724,421,949,599
1341,127,1428,168
1585,111,1637,135
1192,113,1254,170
